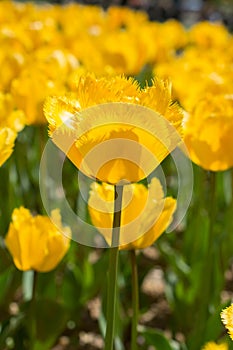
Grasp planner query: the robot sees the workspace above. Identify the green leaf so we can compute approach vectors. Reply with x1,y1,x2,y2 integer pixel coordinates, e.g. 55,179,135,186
23,298,68,350
0,238,12,273
0,266,21,311
60,267,82,313
139,326,173,350
135,64,154,88
0,314,25,348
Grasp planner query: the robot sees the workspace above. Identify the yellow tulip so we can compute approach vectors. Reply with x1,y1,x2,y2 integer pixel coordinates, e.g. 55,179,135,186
106,6,148,30
188,21,230,49
0,92,25,132
155,46,233,112
0,127,16,167
201,342,228,350
5,207,71,272
88,178,176,249
11,64,66,125
221,304,233,341
44,75,183,184
184,94,233,171
0,50,25,92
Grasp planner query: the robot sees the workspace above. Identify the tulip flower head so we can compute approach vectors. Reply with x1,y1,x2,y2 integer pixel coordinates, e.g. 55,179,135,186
221,304,233,341
44,75,183,185
88,178,176,248
0,93,25,132
201,342,228,350
0,127,16,167
188,21,230,49
184,94,233,171
5,207,71,272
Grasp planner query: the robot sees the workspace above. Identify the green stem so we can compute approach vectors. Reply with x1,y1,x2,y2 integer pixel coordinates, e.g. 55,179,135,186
231,168,233,204
29,271,38,350
130,250,139,350
22,270,38,301
32,271,38,301
104,185,124,350
39,125,47,154
194,171,217,349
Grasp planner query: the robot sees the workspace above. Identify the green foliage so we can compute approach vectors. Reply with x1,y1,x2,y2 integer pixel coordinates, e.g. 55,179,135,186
1,124,233,349
139,326,174,350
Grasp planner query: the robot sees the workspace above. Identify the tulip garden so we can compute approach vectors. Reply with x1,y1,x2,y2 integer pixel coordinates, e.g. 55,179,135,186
0,1,233,350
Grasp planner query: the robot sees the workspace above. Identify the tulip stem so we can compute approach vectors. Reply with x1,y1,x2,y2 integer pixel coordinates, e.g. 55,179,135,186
130,249,139,350
32,271,38,300
231,168,233,204
104,184,124,350
194,171,217,349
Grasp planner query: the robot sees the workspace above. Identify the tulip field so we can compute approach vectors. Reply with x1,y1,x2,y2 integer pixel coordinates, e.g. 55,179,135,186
0,1,233,350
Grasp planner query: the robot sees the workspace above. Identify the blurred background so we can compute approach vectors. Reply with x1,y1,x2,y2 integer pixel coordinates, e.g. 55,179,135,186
16,0,233,29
